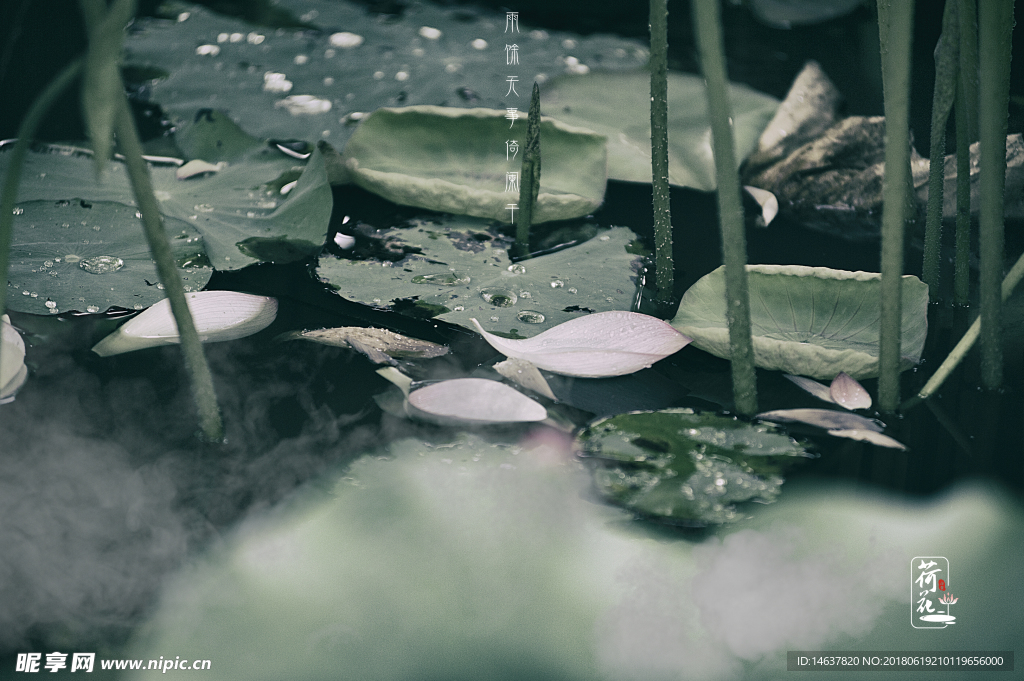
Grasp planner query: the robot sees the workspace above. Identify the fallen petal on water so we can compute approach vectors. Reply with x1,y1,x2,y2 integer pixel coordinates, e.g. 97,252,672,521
408,378,547,423
827,429,907,450
756,408,884,432
92,291,278,356
829,371,872,410
1,314,28,403
784,374,834,403
472,311,691,378
493,357,556,400
744,185,779,226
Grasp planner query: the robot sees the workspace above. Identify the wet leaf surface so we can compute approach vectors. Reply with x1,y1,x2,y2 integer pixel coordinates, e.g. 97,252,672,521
576,408,812,525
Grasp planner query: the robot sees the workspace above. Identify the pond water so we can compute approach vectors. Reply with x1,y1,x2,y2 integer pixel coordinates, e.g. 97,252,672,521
0,1,1022,679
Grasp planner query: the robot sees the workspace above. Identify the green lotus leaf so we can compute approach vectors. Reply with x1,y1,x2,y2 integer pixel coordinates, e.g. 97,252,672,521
316,219,641,336
541,71,779,190
671,265,929,380
2,142,331,272
342,106,606,223
122,1,650,152
576,408,811,525
5,199,211,315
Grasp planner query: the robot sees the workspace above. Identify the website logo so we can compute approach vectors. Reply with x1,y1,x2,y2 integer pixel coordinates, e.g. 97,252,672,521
912,556,957,629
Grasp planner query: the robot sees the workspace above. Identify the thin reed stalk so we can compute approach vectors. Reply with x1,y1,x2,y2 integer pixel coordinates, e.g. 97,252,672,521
876,0,915,412
650,0,673,301
692,0,757,416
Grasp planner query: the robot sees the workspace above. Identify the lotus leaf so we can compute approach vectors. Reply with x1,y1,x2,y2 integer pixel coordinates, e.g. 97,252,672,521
1,142,332,274
5,200,211,315
576,408,811,525
342,106,606,223
671,265,929,379
316,219,641,336
122,1,650,151
541,71,779,190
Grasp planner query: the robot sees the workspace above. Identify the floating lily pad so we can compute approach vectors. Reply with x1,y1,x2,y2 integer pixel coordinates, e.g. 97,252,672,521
541,71,779,190
316,219,641,336
342,106,606,223
2,142,332,272
123,1,650,151
671,265,929,380
576,408,812,525
5,200,211,315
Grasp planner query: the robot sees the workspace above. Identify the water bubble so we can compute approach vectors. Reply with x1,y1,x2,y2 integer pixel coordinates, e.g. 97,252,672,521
550,280,564,288
516,310,545,324
507,263,527,274
21,290,30,296
133,304,144,310
489,316,499,322
294,54,309,65
30,292,38,298
411,272,470,285
276,95,332,115
64,254,82,263
247,32,265,45
195,44,221,56
263,72,293,93
453,305,465,312
86,305,100,313
43,260,53,268
79,256,124,274
480,287,517,307
568,287,577,294
330,32,364,48
229,32,243,43
194,204,215,212
419,26,443,40
12,207,23,215
395,71,410,81
56,200,71,207
471,38,488,50
520,291,531,298
92,225,101,231
156,283,166,290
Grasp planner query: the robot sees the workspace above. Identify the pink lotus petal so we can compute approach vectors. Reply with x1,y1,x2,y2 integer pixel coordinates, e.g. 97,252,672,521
830,371,872,410
827,429,907,450
408,378,547,423
472,311,691,378
784,374,834,403
756,408,884,432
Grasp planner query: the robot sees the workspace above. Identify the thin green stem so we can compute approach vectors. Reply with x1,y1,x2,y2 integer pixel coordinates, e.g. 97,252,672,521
650,0,673,301
0,57,84,369
876,0,915,413
954,0,978,306
916,247,1024,401
692,0,757,416
976,0,1014,389
79,0,222,439
923,0,959,297
515,82,541,259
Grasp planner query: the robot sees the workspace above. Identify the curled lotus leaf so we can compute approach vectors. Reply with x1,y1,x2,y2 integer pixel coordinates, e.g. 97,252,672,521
672,265,928,380
342,106,606,223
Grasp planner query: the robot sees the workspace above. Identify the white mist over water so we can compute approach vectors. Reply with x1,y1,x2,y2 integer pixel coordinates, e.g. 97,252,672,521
124,433,1022,681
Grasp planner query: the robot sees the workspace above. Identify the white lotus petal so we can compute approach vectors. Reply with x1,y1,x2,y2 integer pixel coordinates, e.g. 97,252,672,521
744,185,779,226
830,371,872,410
175,159,224,180
756,408,884,433
493,357,557,400
408,378,547,423
1,314,28,403
376,367,413,398
472,311,691,378
784,374,834,403
92,291,278,357
828,429,907,450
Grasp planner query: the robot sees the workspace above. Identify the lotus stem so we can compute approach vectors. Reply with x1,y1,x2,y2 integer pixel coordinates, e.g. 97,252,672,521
0,58,84,374
977,0,1014,390
954,0,978,306
692,0,758,416
515,82,541,259
915,246,1024,402
79,0,223,440
876,0,915,413
923,0,960,297
650,0,673,301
